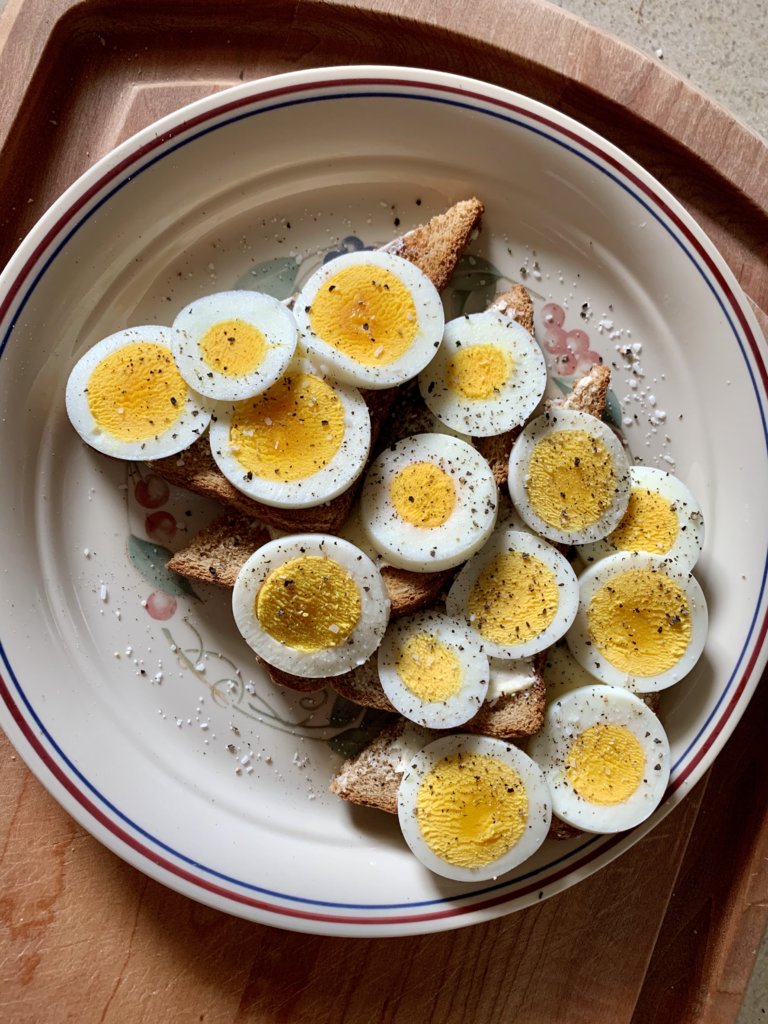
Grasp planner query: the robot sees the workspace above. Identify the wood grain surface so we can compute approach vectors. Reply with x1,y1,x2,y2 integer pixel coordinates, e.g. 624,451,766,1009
1,1,767,1022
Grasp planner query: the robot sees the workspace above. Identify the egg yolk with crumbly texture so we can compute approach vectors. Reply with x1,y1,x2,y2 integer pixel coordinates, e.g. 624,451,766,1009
467,551,559,645
200,318,267,377
446,343,513,399
565,723,645,804
228,371,345,482
390,461,456,528
396,632,462,701
417,752,528,867
526,429,617,532
87,341,186,441
588,568,692,676
609,487,679,554
308,264,418,366
255,555,361,651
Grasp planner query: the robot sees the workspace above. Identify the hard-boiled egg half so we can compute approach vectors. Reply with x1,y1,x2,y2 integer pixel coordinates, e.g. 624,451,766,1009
446,527,579,659
418,310,547,436
567,551,708,691
577,465,705,572
377,610,489,729
171,289,298,401
65,325,213,460
528,684,670,833
232,534,390,677
508,407,631,545
359,433,498,571
293,250,445,388
397,734,552,881
209,357,371,508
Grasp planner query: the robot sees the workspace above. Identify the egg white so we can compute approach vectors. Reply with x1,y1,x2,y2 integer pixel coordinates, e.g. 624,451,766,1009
377,610,490,729
397,733,552,881
65,325,213,460
418,310,547,436
527,684,671,833
293,250,445,389
232,534,390,678
577,465,705,572
446,526,579,659
359,432,498,572
171,289,298,401
208,357,371,509
566,551,709,691
508,407,632,545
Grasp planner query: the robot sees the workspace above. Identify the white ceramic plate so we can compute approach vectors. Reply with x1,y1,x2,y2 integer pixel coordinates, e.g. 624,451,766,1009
1,66,766,937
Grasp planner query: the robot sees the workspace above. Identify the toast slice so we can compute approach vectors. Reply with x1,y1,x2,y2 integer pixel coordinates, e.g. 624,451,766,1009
383,197,484,292
165,511,270,588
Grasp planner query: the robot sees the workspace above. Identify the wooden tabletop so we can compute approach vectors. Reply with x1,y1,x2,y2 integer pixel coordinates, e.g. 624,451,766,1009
2,1,767,1021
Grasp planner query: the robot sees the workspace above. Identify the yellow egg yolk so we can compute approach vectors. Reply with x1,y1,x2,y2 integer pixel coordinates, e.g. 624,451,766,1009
396,632,462,701
199,318,267,377
87,341,186,441
467,551,559,645
446,343,513,400
565,723,645,804
228,372,345,481
255,555,361,651
609,487,679,555
389,461,456,528
526,429,617,532
307,264,418,366
417,752,528,868
588,568,692,676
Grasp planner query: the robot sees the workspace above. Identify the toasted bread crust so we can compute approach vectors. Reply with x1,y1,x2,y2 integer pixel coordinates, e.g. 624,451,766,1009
165,512,270,588
558,363,611,418
385,198,484,292
463,674,546,740
331,657,396,711
491,283,535,335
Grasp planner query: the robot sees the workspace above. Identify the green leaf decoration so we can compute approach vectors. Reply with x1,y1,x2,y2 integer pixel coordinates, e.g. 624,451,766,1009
127,535,197,598
329,694,363,728
233,257,301,300
327,710,393,759
448,255,504,318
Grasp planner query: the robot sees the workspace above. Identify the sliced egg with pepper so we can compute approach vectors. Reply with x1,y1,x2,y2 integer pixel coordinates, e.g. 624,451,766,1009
397,734,552,881
377,610,489,729
418,310,547,436
527,684,670,833
293,250,445,389
209,357,371,508
359,432,498,572
446,526,579,659
577,465,705,572
566,551,708,691
171,290,298,401
232,534,390,677
508,407,632,545
65,325,212,460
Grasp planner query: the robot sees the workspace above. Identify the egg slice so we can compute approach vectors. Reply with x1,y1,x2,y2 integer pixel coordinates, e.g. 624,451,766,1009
446,526,579,658
359,433,498,571
208,357,371,508
527,684,670,833
508,407,632,545
418,311,547,436
232,534,390,677
292,250,445,389
377,611,489,729
171,290,298,401
397,734,552,881
566,551,708,691
65,325,213,460
577,465,705,572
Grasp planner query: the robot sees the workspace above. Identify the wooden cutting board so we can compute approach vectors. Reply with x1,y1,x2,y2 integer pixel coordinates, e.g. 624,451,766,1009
1,2,767,1022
